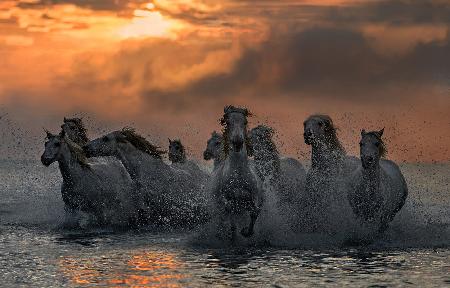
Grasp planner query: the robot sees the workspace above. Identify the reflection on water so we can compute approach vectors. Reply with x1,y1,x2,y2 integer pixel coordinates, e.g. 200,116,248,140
60,250,186,287
0,161,449,286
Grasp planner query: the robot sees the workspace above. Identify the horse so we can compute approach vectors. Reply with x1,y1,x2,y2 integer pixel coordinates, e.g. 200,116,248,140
301,114,358,233
40,130,136,227
83,127,208,227
249,125,306,227
347,128,408,235
203,131,224,171
168,138,209,182
209,106,264,240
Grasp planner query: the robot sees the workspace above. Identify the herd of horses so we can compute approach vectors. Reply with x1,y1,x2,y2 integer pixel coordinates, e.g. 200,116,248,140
40,106,408,244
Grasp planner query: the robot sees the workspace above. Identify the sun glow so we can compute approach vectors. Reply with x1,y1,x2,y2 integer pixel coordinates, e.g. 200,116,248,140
117,2,182,39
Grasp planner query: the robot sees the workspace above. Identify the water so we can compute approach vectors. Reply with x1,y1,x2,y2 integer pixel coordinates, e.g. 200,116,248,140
1,160,449,287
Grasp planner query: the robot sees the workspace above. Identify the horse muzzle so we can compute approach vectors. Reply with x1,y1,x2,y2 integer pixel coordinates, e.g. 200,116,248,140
361,156,376,168
232,140,244,152
41,155,52,167
203,150,212,160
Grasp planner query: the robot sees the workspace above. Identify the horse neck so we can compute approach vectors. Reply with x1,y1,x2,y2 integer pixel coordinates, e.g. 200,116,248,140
116,144,164,180
361,162,381,191
311,143,344,171
213,157,222,170
173,153,186,163
57,144,85,185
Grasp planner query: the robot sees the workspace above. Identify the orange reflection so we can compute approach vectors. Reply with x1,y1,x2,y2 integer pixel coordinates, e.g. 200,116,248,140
59,251,186,287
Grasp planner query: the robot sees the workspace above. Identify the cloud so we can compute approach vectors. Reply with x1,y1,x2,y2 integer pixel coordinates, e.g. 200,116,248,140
122,27,449,104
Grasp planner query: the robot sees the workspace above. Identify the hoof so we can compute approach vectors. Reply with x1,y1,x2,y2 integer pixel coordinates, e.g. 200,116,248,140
240,227,254,238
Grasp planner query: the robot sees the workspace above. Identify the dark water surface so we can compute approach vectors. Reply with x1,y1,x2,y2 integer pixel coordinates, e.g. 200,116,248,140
1,161,449,287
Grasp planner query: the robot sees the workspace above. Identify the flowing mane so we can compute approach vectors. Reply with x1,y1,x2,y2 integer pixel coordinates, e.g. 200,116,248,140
365,131,387,158
307,114,346,154
120,127,166,159
211,131,223,142
64,117,89,144
220,106,253,157
63,135,90,168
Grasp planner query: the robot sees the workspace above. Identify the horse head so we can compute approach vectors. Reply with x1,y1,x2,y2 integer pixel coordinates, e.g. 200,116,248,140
360,128,386,169
168,138,186,163
203,131,223,161
221,106,252,154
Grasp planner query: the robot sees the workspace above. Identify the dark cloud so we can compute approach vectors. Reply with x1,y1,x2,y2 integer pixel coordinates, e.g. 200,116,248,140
137,27,450,104
338,0,450,25
17,0,145,11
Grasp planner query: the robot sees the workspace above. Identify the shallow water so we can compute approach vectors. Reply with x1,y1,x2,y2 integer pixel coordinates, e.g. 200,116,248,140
1,160,449,287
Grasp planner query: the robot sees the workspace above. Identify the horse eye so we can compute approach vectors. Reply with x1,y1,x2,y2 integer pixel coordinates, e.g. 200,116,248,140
375,142,380,147
318,122,323,127
54,142,61,147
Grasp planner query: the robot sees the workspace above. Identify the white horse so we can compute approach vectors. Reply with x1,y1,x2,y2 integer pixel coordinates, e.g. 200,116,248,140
347,129,408,234
301,114,359,233
41,130,136,227
249,125,306,228
209,106,264,240
203,131,224,171
83,127,208,227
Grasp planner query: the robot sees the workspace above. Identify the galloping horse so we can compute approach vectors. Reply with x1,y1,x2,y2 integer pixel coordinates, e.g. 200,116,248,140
209,106,264,240
84,128,208,227
41,130,136,227
302,114,358,233
347,129,408,234
249,125,306,228
203,131,224,171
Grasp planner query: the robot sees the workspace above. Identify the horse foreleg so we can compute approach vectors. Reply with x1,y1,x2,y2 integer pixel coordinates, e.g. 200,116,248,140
230,217,237,243
241,205,260,238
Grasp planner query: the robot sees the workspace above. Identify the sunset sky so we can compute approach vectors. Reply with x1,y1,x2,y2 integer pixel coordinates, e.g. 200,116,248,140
0,0,449,162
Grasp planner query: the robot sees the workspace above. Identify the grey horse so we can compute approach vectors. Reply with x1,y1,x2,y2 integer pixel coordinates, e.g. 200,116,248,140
41,130,136,227
301,114,359,233
347,129,408,235
203,131,224,171
249,125,306,228
208,106,264,240
84,127,208,227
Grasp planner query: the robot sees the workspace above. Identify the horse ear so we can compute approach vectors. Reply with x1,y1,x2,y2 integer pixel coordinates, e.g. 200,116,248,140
224,105,232,114
168,138,172,144
63,117,67,122
44,128,54,139
361,129,366,136
378,128,384,137
60,129,66,138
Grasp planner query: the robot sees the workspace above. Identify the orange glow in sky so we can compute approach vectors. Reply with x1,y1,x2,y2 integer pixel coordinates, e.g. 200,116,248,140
0,0,448,162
